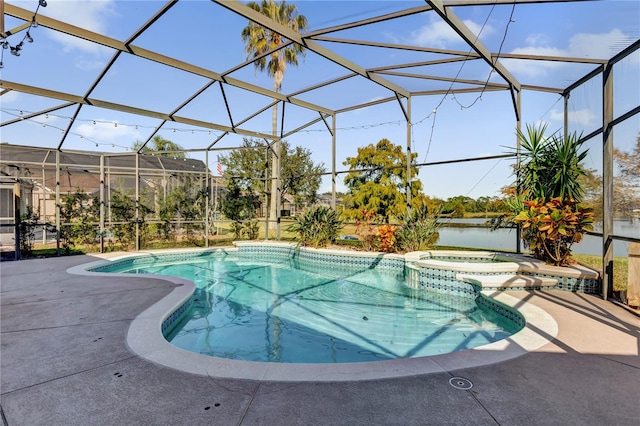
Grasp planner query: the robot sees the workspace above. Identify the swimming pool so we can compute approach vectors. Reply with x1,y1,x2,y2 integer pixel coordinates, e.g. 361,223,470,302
74,243,567,381
91,246,523,363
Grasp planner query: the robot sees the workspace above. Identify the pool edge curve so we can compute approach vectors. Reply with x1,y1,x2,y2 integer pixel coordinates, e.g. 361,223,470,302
68,248,559,382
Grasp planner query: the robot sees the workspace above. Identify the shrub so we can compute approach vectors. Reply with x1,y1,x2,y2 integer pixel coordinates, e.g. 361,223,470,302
59,188,100,252
355,209,377,251
287,206,343,248
19,205,39,258
377,224,397,253
109,189,137,250
221,178,258,240
513,197,594,266
244,221,260,240
396,203,441,252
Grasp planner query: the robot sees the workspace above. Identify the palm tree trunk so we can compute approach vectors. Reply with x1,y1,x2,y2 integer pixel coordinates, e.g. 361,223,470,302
269,90,279,232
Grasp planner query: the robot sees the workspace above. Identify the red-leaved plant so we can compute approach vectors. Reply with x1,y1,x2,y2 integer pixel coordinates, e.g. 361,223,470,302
513,197,594,266
377,224,397,253
355,209,377,251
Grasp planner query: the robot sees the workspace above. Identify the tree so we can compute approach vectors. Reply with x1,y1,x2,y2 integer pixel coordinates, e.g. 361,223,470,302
282,145,324,208
221,178,259,240
613,133,640,216
132,135,186,158
343,138,422,223
443,195,476,215
220,137,324,213
220,138,268,195
241,0,308,228
614,133,640,182
577,132,640,219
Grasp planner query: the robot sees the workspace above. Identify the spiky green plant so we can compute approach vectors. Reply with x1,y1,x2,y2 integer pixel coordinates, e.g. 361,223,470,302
514,123,589,202
396,203,441,252
287,206,343,248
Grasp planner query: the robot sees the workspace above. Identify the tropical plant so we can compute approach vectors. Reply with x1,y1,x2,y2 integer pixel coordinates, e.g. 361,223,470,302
377,224,397,253
497,124,593,265
396,202,441,252
241,0,308,227
287,206,343,248
513,123,588,202
513,197,594,266
167,184,207,242
132,135,186,158
354,209,377,251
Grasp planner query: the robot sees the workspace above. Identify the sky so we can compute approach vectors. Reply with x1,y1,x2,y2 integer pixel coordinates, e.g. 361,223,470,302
1,0,639,200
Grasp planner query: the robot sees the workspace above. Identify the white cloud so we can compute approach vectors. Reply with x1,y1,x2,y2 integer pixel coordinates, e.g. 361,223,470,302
405,15,495,49
567,109,597,127
74,58,107,71
549,108,597,127
75,120,140,141
568,29,631,59
0,90,20,103
549,109,563,122
44,0,117,54
503,29,635,78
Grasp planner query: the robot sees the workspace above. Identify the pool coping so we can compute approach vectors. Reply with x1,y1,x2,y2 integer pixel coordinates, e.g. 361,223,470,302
68,247,559,382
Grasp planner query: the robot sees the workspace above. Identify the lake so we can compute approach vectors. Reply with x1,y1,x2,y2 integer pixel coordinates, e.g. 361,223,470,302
437,219,639,257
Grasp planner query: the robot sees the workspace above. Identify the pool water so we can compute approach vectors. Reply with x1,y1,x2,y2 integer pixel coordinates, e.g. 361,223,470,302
114,255,520,363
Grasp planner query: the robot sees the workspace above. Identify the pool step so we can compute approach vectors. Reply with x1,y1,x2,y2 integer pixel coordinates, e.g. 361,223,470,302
456,273,559,290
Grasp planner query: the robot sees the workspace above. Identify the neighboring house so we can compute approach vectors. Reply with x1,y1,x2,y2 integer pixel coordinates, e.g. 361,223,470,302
0,143,225,223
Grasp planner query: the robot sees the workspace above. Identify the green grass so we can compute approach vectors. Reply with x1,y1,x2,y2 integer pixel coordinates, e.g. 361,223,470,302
25,247,87,258
21,221,630,293
572,253,628,291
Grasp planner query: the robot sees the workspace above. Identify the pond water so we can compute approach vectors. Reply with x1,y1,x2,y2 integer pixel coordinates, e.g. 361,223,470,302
437,219,639,256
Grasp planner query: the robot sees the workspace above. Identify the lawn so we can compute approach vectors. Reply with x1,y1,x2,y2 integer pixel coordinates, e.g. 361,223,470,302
573,253,628,292
21,219,630,293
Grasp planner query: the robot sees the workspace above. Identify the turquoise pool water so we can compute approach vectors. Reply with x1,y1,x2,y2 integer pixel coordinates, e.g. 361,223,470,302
108,254,521,363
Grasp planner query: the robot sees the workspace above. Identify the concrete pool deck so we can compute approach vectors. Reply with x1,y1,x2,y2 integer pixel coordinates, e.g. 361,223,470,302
1,253,639,425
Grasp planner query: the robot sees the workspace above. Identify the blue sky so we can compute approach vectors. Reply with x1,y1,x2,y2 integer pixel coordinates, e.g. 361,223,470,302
1,0,639,199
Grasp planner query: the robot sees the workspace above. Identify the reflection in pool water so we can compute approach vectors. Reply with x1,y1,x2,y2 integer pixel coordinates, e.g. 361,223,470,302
112,254,521,363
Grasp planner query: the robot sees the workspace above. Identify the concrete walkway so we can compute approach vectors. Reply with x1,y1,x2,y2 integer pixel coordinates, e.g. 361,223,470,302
1,254,639,426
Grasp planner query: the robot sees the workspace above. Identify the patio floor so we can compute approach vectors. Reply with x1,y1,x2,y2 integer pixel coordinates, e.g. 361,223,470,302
1,254,639,425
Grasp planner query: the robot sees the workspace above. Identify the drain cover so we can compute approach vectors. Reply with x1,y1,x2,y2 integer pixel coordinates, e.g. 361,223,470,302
449,377,473,390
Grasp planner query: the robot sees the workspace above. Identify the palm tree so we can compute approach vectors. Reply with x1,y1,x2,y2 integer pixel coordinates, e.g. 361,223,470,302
241,0,307,229
133,135,186,158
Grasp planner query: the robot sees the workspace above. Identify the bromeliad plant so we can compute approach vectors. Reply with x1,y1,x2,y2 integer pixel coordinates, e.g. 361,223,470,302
287,205,343,248
513,197,594,266
396,202,441,252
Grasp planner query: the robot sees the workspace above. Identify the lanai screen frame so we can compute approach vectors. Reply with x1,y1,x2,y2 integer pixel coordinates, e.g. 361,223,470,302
1,0,639,299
